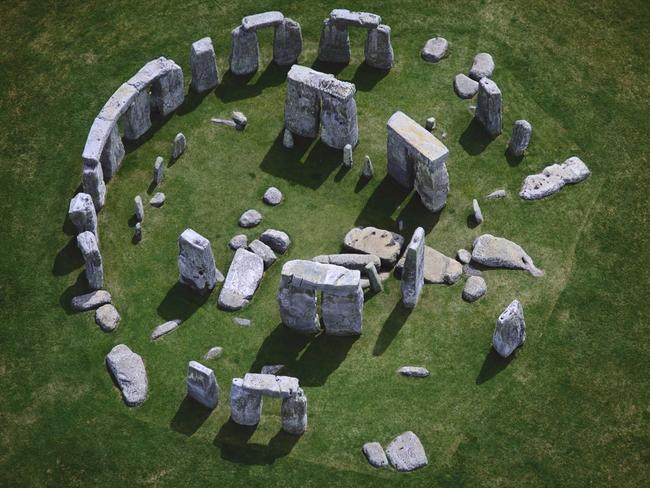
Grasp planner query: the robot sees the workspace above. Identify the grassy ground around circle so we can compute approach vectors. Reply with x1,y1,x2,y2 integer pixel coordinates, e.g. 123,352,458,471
0,0,648,486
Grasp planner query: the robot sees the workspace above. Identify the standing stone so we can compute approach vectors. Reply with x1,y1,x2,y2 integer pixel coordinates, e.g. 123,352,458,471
453,73,479,99
273,18,303,66
68,193,97,236
277,283,320,334
473,198,484,224
281,388,308,435
401,227,425,308
77,231,103,290
171,132,186,161
365,262,383,292
134,195,144,222
150,60,184,116
153,156,164,186
82,162,106,211
282,128,294,148
321,285,364,336
508,120,532,157
230,377,262,426
218,249,264,311
100,124,125,181
319,79,359,149
362,155,374,179
71,290,112,312
318,18,350,64
363,442,389,468
462,276,487,302
187,361,219,409
343,143,353,168
284,65,323,139
203,346,223,360
425,117,436,131
385,431,428,472
364,25,394,70
190,37,219,93
95,304,120,332
134,222,142,242
106,344,148,407
123,89,151,140
230,25,259,76
421,37,448,62
469,52,495,80
263,186,283,205
178,228,222,293
475,77,502,138
493,299,526,358
249,239,277,269
259,229,292,254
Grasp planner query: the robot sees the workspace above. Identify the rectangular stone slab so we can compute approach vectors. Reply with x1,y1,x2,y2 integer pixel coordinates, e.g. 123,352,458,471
97,82,139,123
126,57,176,91
281,260,360,296
242,11,284,31
387,111,448,171
82,117,115,167
329,9,381,28
242,373,299,398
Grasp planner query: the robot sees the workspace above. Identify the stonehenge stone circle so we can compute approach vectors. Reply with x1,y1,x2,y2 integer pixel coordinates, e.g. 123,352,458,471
343,226,404,268
178,229,222,293
475,77,502,138
401,227,425,308
462,276,487,302
106,344,148,407
387,111,450,212
190,37,219,93
277,283,319,334
385,431,428,472
68,192,98,237
71,290,111,312
454,73,479,99
150,61,184,116
259,229,292,254
134,195,144,222
262,186,283,205
248,239,277,269
95,304,120,332
243,373,300,398
421,37,448,62
493,299,526,358
187,360,219,409
171,132,186,160
509,120,532,157
281,388,308,435
473,198,484,224
364,24,394,70
82,161,106,211
469,52,495,80
285,65,322,138
77,231,103,290
471,234,544,276
218,248,264,311
363,442,389,468
151,319,182,340
520,156,590,200
230,377,263,426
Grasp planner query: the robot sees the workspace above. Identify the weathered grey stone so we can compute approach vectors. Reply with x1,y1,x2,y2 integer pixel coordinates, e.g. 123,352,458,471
520,156,590,200
204,346,223,360
82,162,106,211
123,89,151,140
363,442,388,468
282,128,294,148
230,25,259,76
281,387,308,435
343,226,404,268
233,317,251,327
210,117,237,128
396,246,463,284
463,276,486,302
365,262,383,292
508,120,532,157
364,25,394,70
82,117,114,168
243,373,300,398
100,124,125,181
457,249,472,264
260,229,291,254
71,290,111,312
171,132,186,160
134,222,142,243
151,319,181,340
343,143,353,168
178,229,222,293
187,361,219,409
493,299,526,358
232,111,247,130
284,65,324,138
249,239,277,269
330,9,381,27
68,193,98,237
318,18,350,64
95,304,120,332
97,82,139,123
387,111,450,212
149,192,165,207
230,377,262,425
397,366,430,377
463,263,483,277
281,260,361,296
218,249,264,311
475,77,502,138
278,283,319,334
312,253,381,272
263,186,283,205
238,209,262,228
473,198,484,224
401,227,425,308
229,234,248,250
126,56,178,91
134,195,144,222
454,73,479,99
150,60,184,116
487,189,507,199
321,285,364,335
471,234,543,276
153,157,164,186
319,80,358,149
106,344,148,407
77,231,103,290
261,364,285,375
421,37,448,62
190,37,219,93
469,53,495,80
425,117,436,131
362,155,374,179
242,11,284,30
273,18,302,66
385,431,428,472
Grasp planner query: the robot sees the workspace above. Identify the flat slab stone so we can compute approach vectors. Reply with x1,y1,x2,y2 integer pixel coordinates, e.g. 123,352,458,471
151,319,181,340
259,229,291,254
454,73,479,99
396,246,463,284
187,360,219,409
280,260,360,296
239,209,262,228
329,9,381,28
95,304,120,332
493,299,526,357
421,37,448,62
463,276,487,302
312,253,381,272
249,239,277,269
397,366,430,377
472,234,543,276
242,373,300,398
71,290,111,312
218,249,264,311
469,52,495,80
343,226,404,268
242,11,284,31
363,442,388,468
385,431,428,472
106,344,148,407
520,156,590,200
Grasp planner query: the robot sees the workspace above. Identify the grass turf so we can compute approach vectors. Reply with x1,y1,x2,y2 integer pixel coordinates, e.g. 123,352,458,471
1,0,648,486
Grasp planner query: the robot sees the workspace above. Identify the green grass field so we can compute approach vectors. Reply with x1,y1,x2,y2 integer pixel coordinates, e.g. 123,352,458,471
1,0,648,486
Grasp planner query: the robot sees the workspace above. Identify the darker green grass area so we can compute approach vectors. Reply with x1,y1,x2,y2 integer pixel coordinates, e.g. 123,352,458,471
0,0,649,486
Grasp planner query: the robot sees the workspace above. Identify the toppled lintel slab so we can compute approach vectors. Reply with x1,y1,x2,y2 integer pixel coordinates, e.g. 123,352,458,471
281,259,360,296
329,9,381,28
242,11,284,31
242,373,299,398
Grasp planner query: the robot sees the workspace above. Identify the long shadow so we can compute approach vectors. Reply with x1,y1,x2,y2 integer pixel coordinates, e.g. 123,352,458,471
59,271,89,315
176,89,211,116
459,118,494,156
249,324,312,375
53,237,84,276
505,147,524,167
466,213,479,229
62,213,77,236
310,59,348,77
373,301,413,356
476,348,515,384
396,193,442,237
215,62,292,103
350,61,391,91
213,419,300,465
170,396,212,436
354,175,411,231
157,282,211,322
123,111,174,155
292,333,357,387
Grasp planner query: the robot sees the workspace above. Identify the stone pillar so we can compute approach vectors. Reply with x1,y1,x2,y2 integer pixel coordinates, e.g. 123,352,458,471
475,77,502,138
365,262,383,292
100,124,125,180
187,361,219,409
230,378,262,426
401,227,425,308
284,66,322,138
281,388,308,435
68,192,97,237
320,89,359,149
277,283,320,334
386,127,414,189
508,120,532,157
82,162,106,211
321,284,364,335
123,89,151,140
317,18,350,64
414,151,450,213
150,61,184,116
190,37,219,93
230,25,259,76
178,228,220,294
77,231,103,290
364,25,394,70
273,18,302,66
493,299,526,358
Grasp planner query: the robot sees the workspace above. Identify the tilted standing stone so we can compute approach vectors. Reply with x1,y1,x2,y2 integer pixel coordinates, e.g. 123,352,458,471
77,231,103,290
178,228,222,293
134,195,144,222
493,299,526,357
187,360,219,409
273,18,303,66
364,25,394,70
230,377,263,426
123,89,151,140
153,156,164,186
475,77,502,138
150,60,184,116
508,120,532,157
68,192,97,237
277,283,319,334
362,155,374,179
171,132,186,160
343,144,353,168
401,227,425,308
365,262,383,292
318,18,350,64
230,25,259,76
190,37,219,93
281,388,308,435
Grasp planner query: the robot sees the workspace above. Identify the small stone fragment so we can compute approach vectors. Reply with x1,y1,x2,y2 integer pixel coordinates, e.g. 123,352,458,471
249,239,277,269
385,431,428,472
232,111,247,130
171,132,186,160
508,120,532,158
95,304,120,332
151,319,182,340
203,346,223,360
259,229,291,254
363,442,389,468
233,317,251,327
487,189,507,199
261,364,285,375
153,156,164,186
397,366,430,377
457,249,472,264
425,117,436,131
462,276,487,302
421,37,448,62
343,144,353,168
473,198,484,225
106,344,148,407
361,155,374,179
229,234,248,250
469,52,495,80
238,209,262,228
134,195,144,222
263,187,283,206
283,128,294,148
150,192,165,207
493,299,526,357
71,290,112,312
454,73,479,99
187,360,219,409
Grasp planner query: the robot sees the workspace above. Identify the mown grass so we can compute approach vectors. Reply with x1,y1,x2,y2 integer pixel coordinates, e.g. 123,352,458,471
0,0,648,486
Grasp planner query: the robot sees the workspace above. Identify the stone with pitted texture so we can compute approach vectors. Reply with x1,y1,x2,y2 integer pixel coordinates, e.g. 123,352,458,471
218,249,264,311
421,37,448,62
509,120,532,157
401,227,425,308
95,304,120,332
473,198,484,224
469,52,495,80
68,193,97,237
364,25,394,70
363,442,389,468
520,156,590,200
362,155,374,179
230,378,263,426
283,128,294,148
454,73,479,99
385,431,428,472
249,239,277,269
273,18,302,66
187,361,219,409
343,226,404,269
229,234,247,250
493,299,526,358
259,229,291,254
238,209,262,228
312,253,381,272
318,18,351,64
190,37,219,93
134,195,144,222
230,25,259,76
178,229,222,293
457,249,472,264
263,187,283,206
475,78,502,138
396,246,463,285
397,366,430,377
171,132,186,161
281,388,308,434
151,319,182,340
71,290,111,312
77,231,103,290
463,276,487,302
472,234,543,276
243,373,300,398
153,157,164,186
106,344,148,407
82,162,106,211
150,60,184,116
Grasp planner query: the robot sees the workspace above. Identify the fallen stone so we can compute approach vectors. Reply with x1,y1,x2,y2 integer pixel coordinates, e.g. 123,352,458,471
77,231,103,290
178,228,223,292
454,73,479,99
469,52,495,80
171,132,186,160
68,193,98,236
229,234,248,250
249,239,277,269
401,227,425,308
493,299,526,357
261,364,285,375
397,366,430,377
362,155,374,179
487,189,507,199
363,442,388,468
234,317,251,327
343,226,404,268
150,192,165,207
473,198,484,225
230,378,263,426
273,18,303,66
425,117,436,131
95,304,120,332
134,222,142,243
203,346,223,360
259,229,291,254
71,290,112,312
106,344,148,407
365,262,383,292
151,319,182,340
263,186,283,205
232,111,247,130
283,128,294,148
210,117,237,128
509,120,532,158
520,156,590,200
397,246,463,284
190,37,219,93
242,11,284,30
471,234,543,276
281,387,308,435
421,37,448,62
343,144,353,168
457,249,472,264
230,25,259,76
312,253,381,272
153,156,164,186
242,373,300,398
385,431,428,472
364,24,394,70
475,77,502,137
134,195,144,221
238,209,262,228
462,276,486,302
187,360,219,409
218,249,264,311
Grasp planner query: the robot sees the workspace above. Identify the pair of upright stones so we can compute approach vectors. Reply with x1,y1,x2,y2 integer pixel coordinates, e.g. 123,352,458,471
230,11,303,76
318,9,394,70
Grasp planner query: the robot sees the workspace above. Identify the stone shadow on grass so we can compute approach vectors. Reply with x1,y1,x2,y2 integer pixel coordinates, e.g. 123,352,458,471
505,147,524,167
58,271,89,315
170,395,212,436
476,348,515,384
53,237,84,276
157,282,211,322
459,118,494,156
350,61,391,91
310,59,348,77
215,62,292,103
373,301,412,356
123,112,174,155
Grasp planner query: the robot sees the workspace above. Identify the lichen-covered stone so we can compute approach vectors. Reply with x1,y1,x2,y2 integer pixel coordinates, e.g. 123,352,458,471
508,120,532,157
421,37,448,62
230,377,262,425
242,373,300,398
187,361,219,409
329,9,381,27
457,249,472,264
471,234,543,276
77,231,103,290
106,344,148,407
493,299,526,357
284,65,324,138
190,37,219,93
364,25,394,70
475,78,502,138
277,283,320,334
218,249,264,311
100,124,125,181
312,253,381,272
487,189,507,199
203,346,223,360
319,82,358,150
365,262,383,292
396,246,463,285
321,285,364,335
230,25,259,76
150,61,184,116
362,155,374,179
68,192,98,236
178,229,222,293
281,388,308,434
282,128,294,148
273,18,303,66
469,52,495,80
241,11,284,30
397,366,430,377
401,227,425,308
133,222,142,243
